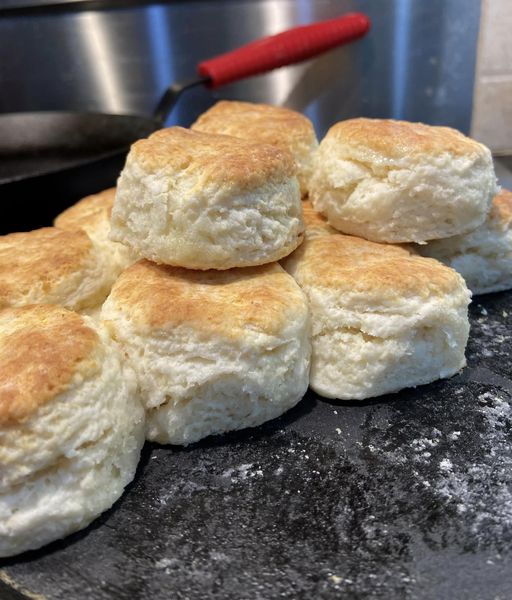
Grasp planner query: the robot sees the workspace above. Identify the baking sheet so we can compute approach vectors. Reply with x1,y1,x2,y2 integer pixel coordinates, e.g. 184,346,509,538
1,293,512,600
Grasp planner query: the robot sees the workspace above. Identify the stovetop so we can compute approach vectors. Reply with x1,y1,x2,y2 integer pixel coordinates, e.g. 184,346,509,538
1,293,512,600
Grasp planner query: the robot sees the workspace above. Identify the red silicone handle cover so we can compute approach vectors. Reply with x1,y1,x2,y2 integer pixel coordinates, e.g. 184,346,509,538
197,12,370,88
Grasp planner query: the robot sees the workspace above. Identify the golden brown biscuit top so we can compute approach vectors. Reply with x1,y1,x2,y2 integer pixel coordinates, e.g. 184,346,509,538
107,260,305,338
291,234,463,297
0,305,100,427
326,118,486,158
192,100,316,154
0,228,94,308
54,188,116,235
129,127,294,187
490,188,512,227
302,200,336,233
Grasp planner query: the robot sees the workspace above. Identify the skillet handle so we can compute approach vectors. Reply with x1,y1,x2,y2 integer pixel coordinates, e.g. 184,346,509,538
197,12,370,88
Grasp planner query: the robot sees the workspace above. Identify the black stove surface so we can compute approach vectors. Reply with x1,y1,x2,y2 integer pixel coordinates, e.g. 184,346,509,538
2,293,512,600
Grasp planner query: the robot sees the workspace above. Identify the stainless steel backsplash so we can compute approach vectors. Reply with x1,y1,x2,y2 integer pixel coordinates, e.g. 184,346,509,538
0,0,481,137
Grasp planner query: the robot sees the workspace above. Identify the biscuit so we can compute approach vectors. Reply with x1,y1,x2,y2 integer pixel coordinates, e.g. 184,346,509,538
110,127,304,270
101,260,311,445
302,199,338,239
192,101,318,197
310,118,497,243
0,305,144,557
0,227,117,312
281,234,470,399
55,187,135,275
418,188,512,294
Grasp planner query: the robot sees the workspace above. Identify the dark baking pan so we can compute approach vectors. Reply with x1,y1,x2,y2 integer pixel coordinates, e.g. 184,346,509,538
0,13,370,234
1,293,512,599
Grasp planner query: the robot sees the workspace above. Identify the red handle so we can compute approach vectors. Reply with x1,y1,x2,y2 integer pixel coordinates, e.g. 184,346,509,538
197,13,370,88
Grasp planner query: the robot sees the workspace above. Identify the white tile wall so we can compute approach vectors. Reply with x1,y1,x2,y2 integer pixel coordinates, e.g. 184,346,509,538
471,0,512,153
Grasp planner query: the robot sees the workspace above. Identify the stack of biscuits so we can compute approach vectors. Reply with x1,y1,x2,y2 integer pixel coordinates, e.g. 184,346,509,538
1,99,506,558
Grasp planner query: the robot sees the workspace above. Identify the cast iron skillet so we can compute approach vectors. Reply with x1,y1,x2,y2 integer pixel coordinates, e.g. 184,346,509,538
0,13,370,233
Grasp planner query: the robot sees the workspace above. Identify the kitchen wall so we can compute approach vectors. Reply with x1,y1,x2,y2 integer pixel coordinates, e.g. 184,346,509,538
0,0,481,138
471,0,512,153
